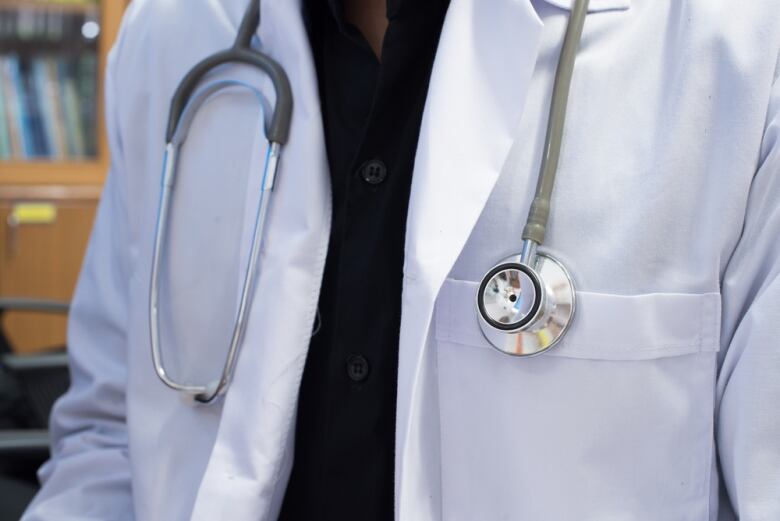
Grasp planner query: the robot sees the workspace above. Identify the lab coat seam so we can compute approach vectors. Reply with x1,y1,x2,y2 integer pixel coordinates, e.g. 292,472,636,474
252,2,330,508
443,277,721,300
437,336,716,354
264,264,330,513
434,334,448,521
699,299,712,348
263,173,332,517
701,296,709,352
434,280,722,362
756,58,780,175
569,343,715,352
575,343,717,352
436,314,720,352
772,42,780,94
703,355,718,521
551,348,712,361
259,355,307,516
705,292,722,354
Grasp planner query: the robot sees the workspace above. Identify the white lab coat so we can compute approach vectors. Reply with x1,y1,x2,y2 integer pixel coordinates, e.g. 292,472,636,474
23,0,780,519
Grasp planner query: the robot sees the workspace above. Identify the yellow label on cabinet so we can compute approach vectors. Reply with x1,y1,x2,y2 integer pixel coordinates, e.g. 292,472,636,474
10,203,58,225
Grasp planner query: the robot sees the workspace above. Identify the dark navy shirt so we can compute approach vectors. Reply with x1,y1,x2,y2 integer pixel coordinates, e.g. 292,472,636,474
278,1,449,519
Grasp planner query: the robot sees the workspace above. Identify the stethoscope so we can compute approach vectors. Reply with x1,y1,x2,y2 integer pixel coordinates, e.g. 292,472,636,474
476,0,588,357
149,0,588,403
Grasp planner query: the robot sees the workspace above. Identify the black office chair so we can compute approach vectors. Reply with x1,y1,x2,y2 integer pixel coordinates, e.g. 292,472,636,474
0,299,70,521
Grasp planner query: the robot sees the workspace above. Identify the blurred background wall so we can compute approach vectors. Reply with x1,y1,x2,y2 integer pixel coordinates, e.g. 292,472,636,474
0,2,130,518
0,0,129,355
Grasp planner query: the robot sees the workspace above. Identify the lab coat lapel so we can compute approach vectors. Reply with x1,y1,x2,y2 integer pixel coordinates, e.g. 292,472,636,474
190,1,331,519
395,0,545,516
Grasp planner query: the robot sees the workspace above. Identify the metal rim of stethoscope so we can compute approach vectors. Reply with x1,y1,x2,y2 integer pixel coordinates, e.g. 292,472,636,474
475,0,589,356
148,0,293,404
476,250,577,356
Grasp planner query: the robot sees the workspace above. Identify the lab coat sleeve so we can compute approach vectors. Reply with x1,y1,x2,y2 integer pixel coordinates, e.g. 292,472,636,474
716,67,780,519
22,23,135,521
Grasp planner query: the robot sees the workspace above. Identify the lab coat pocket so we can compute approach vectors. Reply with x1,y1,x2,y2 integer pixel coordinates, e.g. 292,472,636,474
434,278,720,521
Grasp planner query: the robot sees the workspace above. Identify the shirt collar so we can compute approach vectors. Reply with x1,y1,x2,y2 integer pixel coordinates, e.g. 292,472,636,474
325,0,348,33
320,0,630,20
538,0,631,12
325,0,451,25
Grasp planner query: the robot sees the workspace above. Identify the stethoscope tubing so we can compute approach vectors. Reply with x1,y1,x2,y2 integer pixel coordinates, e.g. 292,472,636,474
149,0,292,403
150,139,281,403
150,0,591,400
522,0,589,248
478,0,589,355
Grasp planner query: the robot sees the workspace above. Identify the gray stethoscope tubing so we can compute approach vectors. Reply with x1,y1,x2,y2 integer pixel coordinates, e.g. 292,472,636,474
477,0,589,355
149,0,292,404
522,0,589,251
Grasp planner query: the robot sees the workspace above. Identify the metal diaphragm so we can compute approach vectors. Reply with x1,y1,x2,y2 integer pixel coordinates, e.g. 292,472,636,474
476,252,576,357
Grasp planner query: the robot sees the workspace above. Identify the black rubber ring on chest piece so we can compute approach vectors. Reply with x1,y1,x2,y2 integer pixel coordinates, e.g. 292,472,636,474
477,262,543,332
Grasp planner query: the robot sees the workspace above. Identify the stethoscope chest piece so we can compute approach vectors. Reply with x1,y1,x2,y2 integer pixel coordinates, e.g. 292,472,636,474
476,252,575,357
472,0,588,359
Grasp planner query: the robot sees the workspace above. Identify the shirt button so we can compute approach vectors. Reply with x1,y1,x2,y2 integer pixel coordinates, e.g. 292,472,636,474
358,159,388,185
346,354,370,382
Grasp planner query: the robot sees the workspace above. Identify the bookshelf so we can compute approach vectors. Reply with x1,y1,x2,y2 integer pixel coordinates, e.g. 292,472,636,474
0,0,127,353
0,0,125,186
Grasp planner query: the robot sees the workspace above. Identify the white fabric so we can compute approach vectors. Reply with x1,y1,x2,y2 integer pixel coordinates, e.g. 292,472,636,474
436,279,721,360
22,0,780,519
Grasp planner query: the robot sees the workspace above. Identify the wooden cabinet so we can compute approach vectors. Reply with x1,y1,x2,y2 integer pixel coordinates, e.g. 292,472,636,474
0,190,98,352
0,0,128,353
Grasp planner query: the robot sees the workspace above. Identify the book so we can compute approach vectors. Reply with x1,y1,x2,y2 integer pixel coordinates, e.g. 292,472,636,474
1,56,22,158
77,53,96,157
0,56,11,158
33,57,65,158
6,55,33,157
0,2,102,161
22,58,50,157
58,58,85,157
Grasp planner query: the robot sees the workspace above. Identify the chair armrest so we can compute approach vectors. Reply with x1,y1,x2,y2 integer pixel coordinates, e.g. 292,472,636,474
0,297,69,356
0,353,70,429
0,429,49,459
0,298,68,314
0,353,68,373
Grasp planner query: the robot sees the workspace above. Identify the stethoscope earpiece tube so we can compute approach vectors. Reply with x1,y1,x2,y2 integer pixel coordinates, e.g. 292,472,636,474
164,0,292,146
234,0,260,50
151,0,292,403
522,0,590,246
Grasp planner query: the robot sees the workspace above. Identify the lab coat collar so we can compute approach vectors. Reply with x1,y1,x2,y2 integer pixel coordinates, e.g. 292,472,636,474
539,0,631,12
394,0,627,515
395,0,546,516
